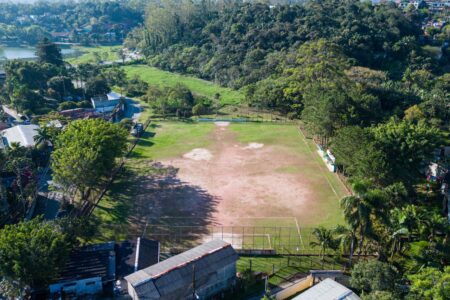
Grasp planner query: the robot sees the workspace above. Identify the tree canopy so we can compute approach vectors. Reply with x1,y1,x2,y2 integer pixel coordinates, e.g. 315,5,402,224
51,119,128,201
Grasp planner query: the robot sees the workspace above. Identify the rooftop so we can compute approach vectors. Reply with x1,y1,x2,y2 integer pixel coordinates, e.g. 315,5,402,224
125,240,238,298
292,278,360,300
56,242,116,283
1,124,39,147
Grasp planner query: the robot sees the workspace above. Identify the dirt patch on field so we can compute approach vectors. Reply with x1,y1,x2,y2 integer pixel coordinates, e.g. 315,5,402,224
243,142,264,150
160,124,317,226
183,148,213,161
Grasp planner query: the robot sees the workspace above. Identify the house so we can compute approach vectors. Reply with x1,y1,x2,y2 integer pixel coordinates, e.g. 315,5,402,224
91,92,124,114
125,240,238,300
49,238,159,298
1,124,40,148
292,278,360,300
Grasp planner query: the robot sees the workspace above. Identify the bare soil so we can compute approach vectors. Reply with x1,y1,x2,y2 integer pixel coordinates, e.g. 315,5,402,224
158,123,318,226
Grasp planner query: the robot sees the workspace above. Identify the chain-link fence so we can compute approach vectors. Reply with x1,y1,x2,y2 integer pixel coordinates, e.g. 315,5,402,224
140,225,335,256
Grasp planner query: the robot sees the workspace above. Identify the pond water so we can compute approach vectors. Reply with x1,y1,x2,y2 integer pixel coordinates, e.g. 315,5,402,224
0,46,78,60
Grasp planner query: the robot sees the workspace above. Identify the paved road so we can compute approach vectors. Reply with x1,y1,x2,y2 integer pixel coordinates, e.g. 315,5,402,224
124,98,142,122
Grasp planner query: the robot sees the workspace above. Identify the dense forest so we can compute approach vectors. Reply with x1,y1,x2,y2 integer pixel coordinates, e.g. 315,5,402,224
0,0,145,45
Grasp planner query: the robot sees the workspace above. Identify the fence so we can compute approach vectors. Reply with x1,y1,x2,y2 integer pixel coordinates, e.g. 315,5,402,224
139,225,341,256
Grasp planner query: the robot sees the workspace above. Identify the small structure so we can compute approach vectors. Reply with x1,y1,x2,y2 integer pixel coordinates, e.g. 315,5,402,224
125,240,238,300
49,238,159,298
49,242,116,298
1,124,39,148
291,278,360,300
91,92,124,114
59,108,99,120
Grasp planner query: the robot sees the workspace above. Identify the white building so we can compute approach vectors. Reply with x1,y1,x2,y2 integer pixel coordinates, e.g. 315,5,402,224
91,92,123,113
1,124,40,148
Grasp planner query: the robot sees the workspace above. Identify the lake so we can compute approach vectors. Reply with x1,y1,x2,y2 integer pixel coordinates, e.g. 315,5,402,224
0,46,78,61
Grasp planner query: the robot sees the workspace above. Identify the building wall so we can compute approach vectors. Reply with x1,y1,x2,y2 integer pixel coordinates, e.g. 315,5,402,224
196,263,236,299
49,277,103,296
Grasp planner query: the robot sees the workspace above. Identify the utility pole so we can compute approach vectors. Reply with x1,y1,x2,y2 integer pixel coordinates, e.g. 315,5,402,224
192,264,196,300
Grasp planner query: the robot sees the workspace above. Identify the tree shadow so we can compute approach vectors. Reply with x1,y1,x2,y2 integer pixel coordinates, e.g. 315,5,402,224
97,162,219,249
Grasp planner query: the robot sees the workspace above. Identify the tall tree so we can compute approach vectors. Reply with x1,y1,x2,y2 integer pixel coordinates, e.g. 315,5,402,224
51,119,128,201
36,38,63,66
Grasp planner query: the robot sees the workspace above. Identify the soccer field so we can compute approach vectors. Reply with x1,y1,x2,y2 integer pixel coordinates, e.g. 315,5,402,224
94,121,348,252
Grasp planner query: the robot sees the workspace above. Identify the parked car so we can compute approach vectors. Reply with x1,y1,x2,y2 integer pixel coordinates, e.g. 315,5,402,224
131,123,144,137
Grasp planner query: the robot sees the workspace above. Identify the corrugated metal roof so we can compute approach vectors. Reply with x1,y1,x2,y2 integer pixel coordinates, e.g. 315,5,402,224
292,278,361,300
125,240,237,298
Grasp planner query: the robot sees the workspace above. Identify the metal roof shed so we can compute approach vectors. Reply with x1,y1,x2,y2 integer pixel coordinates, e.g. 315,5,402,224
292,278,361,300
125,240,238,300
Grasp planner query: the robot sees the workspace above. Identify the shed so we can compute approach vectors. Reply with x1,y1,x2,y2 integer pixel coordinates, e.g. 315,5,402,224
125,240,238,300
292,278,360,300
49,242,116,297
91,92,123,113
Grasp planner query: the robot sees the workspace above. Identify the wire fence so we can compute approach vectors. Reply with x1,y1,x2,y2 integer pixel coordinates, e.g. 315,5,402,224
140,225,340,256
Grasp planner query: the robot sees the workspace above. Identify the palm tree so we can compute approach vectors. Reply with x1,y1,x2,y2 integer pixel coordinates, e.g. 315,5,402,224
333,224,356,267
34,126,52,148
340,180,378,256
310,226,336,262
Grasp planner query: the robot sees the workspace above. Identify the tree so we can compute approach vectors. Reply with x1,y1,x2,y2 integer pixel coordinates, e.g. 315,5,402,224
407,267,450,300
362,291,397,300
0,219,71,297
47,76,74,101
372,118,442,185
51,119,128,201
350,260,396,294
330,127,390,186
35,38,63,66
309,226,336,262
85,76,111,98
33,126,52,149
340,180,388,255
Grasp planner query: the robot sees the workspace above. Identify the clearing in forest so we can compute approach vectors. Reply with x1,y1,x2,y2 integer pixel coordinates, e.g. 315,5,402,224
94,121,348,251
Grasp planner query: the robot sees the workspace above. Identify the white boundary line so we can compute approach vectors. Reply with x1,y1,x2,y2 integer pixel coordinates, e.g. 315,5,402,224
294,217,304,249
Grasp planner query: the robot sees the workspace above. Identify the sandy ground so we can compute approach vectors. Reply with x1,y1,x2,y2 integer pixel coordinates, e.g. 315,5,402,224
159,122,316,226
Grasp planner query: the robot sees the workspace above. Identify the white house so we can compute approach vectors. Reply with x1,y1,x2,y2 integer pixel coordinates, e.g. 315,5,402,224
1,124,40,148
91,92,123,113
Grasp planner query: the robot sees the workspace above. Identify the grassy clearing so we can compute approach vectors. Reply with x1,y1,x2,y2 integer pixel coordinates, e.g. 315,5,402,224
122,65,244,106
131,121,214,160
66,45,121,64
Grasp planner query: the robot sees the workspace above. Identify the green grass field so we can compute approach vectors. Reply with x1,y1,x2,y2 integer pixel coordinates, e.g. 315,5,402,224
122,65,245,106
94,120,348,253
66,45,121,65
